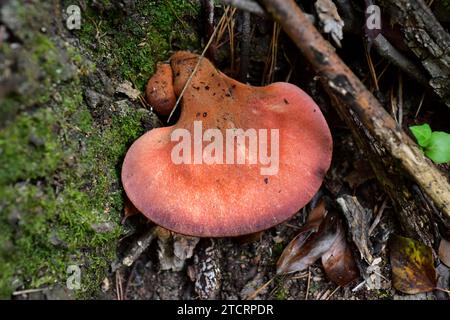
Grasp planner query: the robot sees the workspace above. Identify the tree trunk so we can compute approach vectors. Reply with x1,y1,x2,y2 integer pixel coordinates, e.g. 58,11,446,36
378,0,450,107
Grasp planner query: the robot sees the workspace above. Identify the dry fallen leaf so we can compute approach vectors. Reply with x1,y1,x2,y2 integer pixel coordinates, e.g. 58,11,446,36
390,235,436,294
322,219,359,286
306,198,328,229
277,210,339,274
438,239,450,267
277,198,360,286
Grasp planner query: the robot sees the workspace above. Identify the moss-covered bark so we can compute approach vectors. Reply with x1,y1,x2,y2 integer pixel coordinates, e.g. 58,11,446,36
0,0,199,298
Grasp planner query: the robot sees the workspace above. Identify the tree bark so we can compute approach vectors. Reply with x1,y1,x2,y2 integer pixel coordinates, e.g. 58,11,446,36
378,0,450,107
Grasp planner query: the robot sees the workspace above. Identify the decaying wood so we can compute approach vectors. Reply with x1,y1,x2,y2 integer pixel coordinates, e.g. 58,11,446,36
112,226,157,271
328,90,440,247
372,34,429,86
258,0,450,245
337,195,374,264
377,0,450,107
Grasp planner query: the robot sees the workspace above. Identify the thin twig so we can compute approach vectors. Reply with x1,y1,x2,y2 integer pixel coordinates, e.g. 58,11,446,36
285,223,301,229
123,260,142,300
326,286,341,300
116,270,123,300
376,62,390,82
12,287,49,296
226,7,237,72
305,268,311,300
398,73,403,127
167,11,228,122
165,0,189,29
415,92,426,118
258,0,450,243
217,7,231,42
365,44,379,91
283,49,296,82
290,272,308,280
352,280,366,292
246,276,275,300
369,196,388,236
372,34,428,86
435,287,450,294
390,85,398,124
262,22,280,85
318,288,331,300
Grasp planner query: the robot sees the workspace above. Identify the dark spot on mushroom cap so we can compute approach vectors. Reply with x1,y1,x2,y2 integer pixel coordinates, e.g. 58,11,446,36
314,109,316,112
203,112,208,117
284,98,289,104
205,85,210,90
264,178,269,184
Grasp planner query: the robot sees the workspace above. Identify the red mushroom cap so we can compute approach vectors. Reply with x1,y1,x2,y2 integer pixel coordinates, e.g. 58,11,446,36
145,62,176,116
122,51,332,237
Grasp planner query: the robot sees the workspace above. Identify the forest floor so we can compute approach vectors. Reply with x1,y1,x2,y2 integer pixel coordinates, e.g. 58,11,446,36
0,0,448,300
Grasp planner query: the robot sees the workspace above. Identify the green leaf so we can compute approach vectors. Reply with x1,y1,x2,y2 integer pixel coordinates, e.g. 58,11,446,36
410,124,432,147
425,131,450,164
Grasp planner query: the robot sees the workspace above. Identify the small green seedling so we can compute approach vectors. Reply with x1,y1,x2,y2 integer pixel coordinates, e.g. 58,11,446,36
409,124,450,164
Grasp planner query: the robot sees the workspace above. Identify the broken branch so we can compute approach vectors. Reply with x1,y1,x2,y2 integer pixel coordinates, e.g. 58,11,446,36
259,0,450,244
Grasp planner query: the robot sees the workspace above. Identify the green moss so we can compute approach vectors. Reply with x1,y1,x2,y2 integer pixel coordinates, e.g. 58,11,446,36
77,0,200,89
0,80,146,297
32,35,61,81
0,0,199,299
0,109,63,185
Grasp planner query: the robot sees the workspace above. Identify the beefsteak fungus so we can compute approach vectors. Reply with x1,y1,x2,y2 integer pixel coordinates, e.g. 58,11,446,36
122,51,332,237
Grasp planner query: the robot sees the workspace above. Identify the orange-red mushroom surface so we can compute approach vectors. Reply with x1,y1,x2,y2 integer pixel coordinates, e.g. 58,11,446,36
145,62,177,116
122,51,332,237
